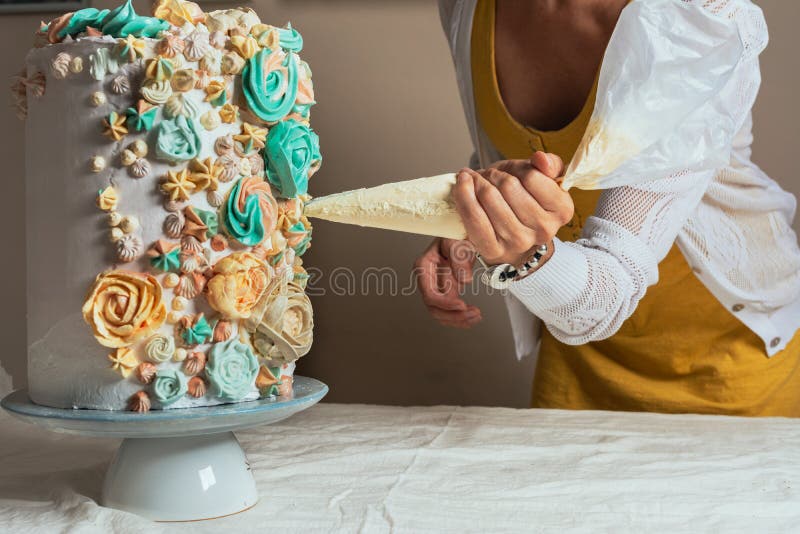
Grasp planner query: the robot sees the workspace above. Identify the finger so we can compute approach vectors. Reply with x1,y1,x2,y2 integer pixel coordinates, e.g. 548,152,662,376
473,169,531,242
482,167,549,229
427,306,483,328
442,239,476,285
530,151,565,179
438,317,482,329
428,306,481,322
488,158,569,215
452,170,501,257
517,169,572,215
416,246,467,311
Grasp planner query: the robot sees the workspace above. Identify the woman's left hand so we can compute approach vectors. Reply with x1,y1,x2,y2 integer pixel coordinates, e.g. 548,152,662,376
452,152,573,267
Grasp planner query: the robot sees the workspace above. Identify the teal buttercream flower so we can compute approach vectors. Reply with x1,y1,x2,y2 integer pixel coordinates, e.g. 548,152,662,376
222,177,277,247
99,0,169,38
155,116,201,162
126,101,158,132
182,314,212,345
206,338,260,402
277,24,303,52
152,369,187,405
242,48,298,123
58,8,110,39
264,119,321,198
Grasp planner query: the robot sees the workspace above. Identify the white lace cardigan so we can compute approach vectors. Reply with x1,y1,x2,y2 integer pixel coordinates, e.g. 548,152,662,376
438,0,800,360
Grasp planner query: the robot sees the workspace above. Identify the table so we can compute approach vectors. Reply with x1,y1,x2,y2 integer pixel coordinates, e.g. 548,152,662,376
1,400,798,532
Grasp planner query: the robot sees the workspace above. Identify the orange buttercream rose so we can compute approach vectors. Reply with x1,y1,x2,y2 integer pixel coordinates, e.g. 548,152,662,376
206,252,272,320
82,271,167,348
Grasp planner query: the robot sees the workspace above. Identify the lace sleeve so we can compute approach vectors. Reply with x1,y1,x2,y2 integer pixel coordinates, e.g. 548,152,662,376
507,169,713,345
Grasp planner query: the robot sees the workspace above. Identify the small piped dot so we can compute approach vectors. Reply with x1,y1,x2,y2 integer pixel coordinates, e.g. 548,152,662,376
120,149,137,166
130,139,148,158
163,272,180,288
90,91,106,106
173,347,188,362
108,211,123,227
89,155,106,173
109,227,124,242
171,296,187,311
119,216,140,234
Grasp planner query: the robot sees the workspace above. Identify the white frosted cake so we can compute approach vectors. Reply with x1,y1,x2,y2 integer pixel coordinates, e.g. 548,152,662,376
13,0,320,411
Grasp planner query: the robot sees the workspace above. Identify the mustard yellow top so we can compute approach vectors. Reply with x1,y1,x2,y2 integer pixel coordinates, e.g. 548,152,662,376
472,0,800,416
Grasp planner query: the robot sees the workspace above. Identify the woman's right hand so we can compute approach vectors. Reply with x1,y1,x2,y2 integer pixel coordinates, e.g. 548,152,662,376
414,238,482,329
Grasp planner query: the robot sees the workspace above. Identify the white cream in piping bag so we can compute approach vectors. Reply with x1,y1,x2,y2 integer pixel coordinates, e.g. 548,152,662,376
303,125,638,240
304,173,468,240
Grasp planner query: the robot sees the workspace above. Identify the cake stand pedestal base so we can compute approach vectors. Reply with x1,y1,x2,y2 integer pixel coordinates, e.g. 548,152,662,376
1,376,328,522
102,432,258,521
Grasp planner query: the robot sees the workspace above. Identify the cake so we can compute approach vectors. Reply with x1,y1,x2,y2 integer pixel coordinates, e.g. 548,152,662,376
13,0,320,411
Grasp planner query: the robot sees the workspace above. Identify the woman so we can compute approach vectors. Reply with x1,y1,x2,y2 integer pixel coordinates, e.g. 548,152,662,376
416,0,800,416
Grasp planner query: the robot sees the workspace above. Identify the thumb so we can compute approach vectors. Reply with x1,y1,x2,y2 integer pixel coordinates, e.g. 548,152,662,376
530,151,565,180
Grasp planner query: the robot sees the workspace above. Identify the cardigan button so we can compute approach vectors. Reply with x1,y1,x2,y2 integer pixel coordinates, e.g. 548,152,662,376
770,337,781,348
731,304,744,312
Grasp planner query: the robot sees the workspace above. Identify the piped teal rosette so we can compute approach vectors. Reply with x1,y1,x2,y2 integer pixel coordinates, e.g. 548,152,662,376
100,0,169,38
59,0,167,40
152,369,187,406
57,8,109,39
155,116,201,162
264,119,321,198
277,24,303,52
206,339,259,402
222,177,277,247
242,48,298,123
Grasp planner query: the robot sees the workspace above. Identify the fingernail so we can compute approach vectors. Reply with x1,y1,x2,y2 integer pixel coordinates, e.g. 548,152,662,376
457,172,468,184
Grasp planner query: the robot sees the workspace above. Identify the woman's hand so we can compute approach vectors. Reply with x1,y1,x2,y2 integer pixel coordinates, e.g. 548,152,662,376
415,238,482,329
453,152,573,267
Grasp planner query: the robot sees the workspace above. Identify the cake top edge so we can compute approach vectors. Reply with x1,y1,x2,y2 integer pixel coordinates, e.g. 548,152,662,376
33,0,301,51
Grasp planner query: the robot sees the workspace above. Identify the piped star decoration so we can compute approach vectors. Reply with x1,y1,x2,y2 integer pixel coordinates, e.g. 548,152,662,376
126,100,158,132
182,206,217,241
102,111,128,141
147,240,181,272
204,79,229,107
115,34,146,63
255,365,284,396
180,313,213,346
145,55,175,81
160,168,196,201
219,103,239,124
108,347,139,378
233,123,268,154
188,157,221,192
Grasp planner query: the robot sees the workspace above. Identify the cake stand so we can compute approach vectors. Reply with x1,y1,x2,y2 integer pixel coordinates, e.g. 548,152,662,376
1,375,328,522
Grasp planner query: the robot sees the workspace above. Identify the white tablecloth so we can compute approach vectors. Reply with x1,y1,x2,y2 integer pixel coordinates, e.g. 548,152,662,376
1,396,799,533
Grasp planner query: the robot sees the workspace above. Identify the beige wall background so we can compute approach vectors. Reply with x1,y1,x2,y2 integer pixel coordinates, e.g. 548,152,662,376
0,1,797,407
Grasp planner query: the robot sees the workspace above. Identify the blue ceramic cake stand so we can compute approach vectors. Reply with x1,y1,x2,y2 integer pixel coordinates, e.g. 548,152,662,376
1,376,328,522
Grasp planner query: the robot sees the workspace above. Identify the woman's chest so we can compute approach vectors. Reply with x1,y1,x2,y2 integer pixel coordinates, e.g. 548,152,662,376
493,3,622,131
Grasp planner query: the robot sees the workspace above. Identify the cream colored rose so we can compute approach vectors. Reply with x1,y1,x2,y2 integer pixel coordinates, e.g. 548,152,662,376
82,271,167,348
244,277,313,364
206,252,272,320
